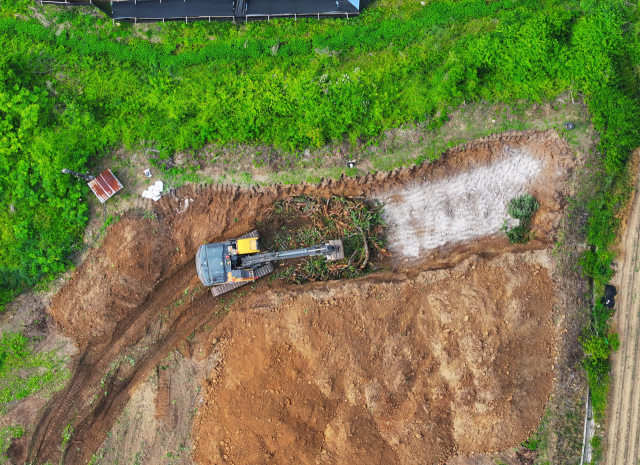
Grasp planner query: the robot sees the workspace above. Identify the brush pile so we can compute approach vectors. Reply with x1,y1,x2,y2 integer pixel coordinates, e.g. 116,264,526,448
257,195,388,284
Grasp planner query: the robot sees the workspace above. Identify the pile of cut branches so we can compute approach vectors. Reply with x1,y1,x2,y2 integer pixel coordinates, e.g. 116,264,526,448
257,195,388,284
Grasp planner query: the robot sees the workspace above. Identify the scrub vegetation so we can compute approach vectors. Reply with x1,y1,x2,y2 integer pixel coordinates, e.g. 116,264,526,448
503,193,540,244
0,331,70,410
0,330,70,459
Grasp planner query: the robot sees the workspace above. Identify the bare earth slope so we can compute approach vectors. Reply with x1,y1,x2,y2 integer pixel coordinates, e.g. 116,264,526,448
606,172,640,464
192,253,555,465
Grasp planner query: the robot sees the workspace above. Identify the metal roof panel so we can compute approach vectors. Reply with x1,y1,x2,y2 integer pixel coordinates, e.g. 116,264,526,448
88,169,123,203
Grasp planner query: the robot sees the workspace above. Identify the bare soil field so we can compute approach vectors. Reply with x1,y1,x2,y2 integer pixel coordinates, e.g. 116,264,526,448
191,252,555,465
20,130,580,464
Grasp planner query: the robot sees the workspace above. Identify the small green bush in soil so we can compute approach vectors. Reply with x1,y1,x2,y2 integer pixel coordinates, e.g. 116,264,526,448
507,194,540,221
503,194,540,244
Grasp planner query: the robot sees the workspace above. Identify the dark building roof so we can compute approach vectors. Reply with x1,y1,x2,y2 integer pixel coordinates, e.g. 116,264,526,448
113,0,233,20
111,0,362,22
245,0,358,16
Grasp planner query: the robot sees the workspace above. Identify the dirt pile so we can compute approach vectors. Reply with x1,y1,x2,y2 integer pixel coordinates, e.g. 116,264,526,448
191,252,555,464
29,130,574,464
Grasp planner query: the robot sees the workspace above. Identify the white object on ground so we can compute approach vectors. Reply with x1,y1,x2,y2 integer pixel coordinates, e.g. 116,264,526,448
177,198,193,214
144,169,152,178
142,181,164,201
380,147,543,258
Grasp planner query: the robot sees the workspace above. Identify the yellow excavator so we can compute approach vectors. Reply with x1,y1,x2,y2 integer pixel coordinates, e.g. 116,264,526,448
196,230,344,296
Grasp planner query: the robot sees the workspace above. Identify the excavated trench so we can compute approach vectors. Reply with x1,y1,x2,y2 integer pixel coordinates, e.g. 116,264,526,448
25,130,577,464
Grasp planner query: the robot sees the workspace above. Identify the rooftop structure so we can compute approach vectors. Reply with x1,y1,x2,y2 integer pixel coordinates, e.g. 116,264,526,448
38,0,366,23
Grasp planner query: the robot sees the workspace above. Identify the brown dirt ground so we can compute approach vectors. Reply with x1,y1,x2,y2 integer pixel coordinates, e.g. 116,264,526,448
191,252,555,465
25,130,576,464
89,350,220,464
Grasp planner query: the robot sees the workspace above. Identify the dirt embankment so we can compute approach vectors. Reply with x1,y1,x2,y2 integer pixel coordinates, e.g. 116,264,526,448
26,130,576,464
192,252,555,465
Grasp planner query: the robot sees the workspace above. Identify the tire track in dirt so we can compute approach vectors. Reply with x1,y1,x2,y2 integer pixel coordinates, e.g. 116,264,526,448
155,365,171,421
606,179,640,465
27,130,576,464
28,260,204,463
62,285,227,463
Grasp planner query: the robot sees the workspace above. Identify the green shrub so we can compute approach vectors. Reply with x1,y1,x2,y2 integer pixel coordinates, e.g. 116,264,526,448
507,194,540,221
504,225,530,244
503,194,539,244
578,249,615,283
581,331,620,419
590,434,604,462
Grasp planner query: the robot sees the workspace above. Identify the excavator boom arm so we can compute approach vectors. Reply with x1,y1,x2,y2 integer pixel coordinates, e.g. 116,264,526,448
241,243,337,268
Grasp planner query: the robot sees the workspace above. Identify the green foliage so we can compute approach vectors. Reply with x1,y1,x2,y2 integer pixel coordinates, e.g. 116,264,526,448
61,423,73,449
0,53,90,310
523,405,583,464
503,194,539,244
590,433,604,462
523,408,549,454
522,437,540,451
582,334,612,360
507,194,540,221
578,248,615,282
504,225,530,244
563,1,638,422
0,0,637,336
581,331,620,419
0,331,70,410
588,300,616,336
0,425,24,459
610,332,620,352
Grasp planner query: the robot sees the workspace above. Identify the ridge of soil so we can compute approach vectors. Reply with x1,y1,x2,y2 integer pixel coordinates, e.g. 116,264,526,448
26,130,575,464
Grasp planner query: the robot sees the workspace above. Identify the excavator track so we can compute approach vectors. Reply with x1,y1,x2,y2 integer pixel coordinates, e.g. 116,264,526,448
211,262,274,297
238,229,259,239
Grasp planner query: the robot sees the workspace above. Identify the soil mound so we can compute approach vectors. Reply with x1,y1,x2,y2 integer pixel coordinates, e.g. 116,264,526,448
192,253,555,464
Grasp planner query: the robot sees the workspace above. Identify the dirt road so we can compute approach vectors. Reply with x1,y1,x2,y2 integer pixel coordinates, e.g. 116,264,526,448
605,177,640,464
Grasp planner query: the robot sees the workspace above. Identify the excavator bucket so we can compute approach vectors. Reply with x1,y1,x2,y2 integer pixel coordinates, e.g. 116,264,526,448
325,240,345,261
